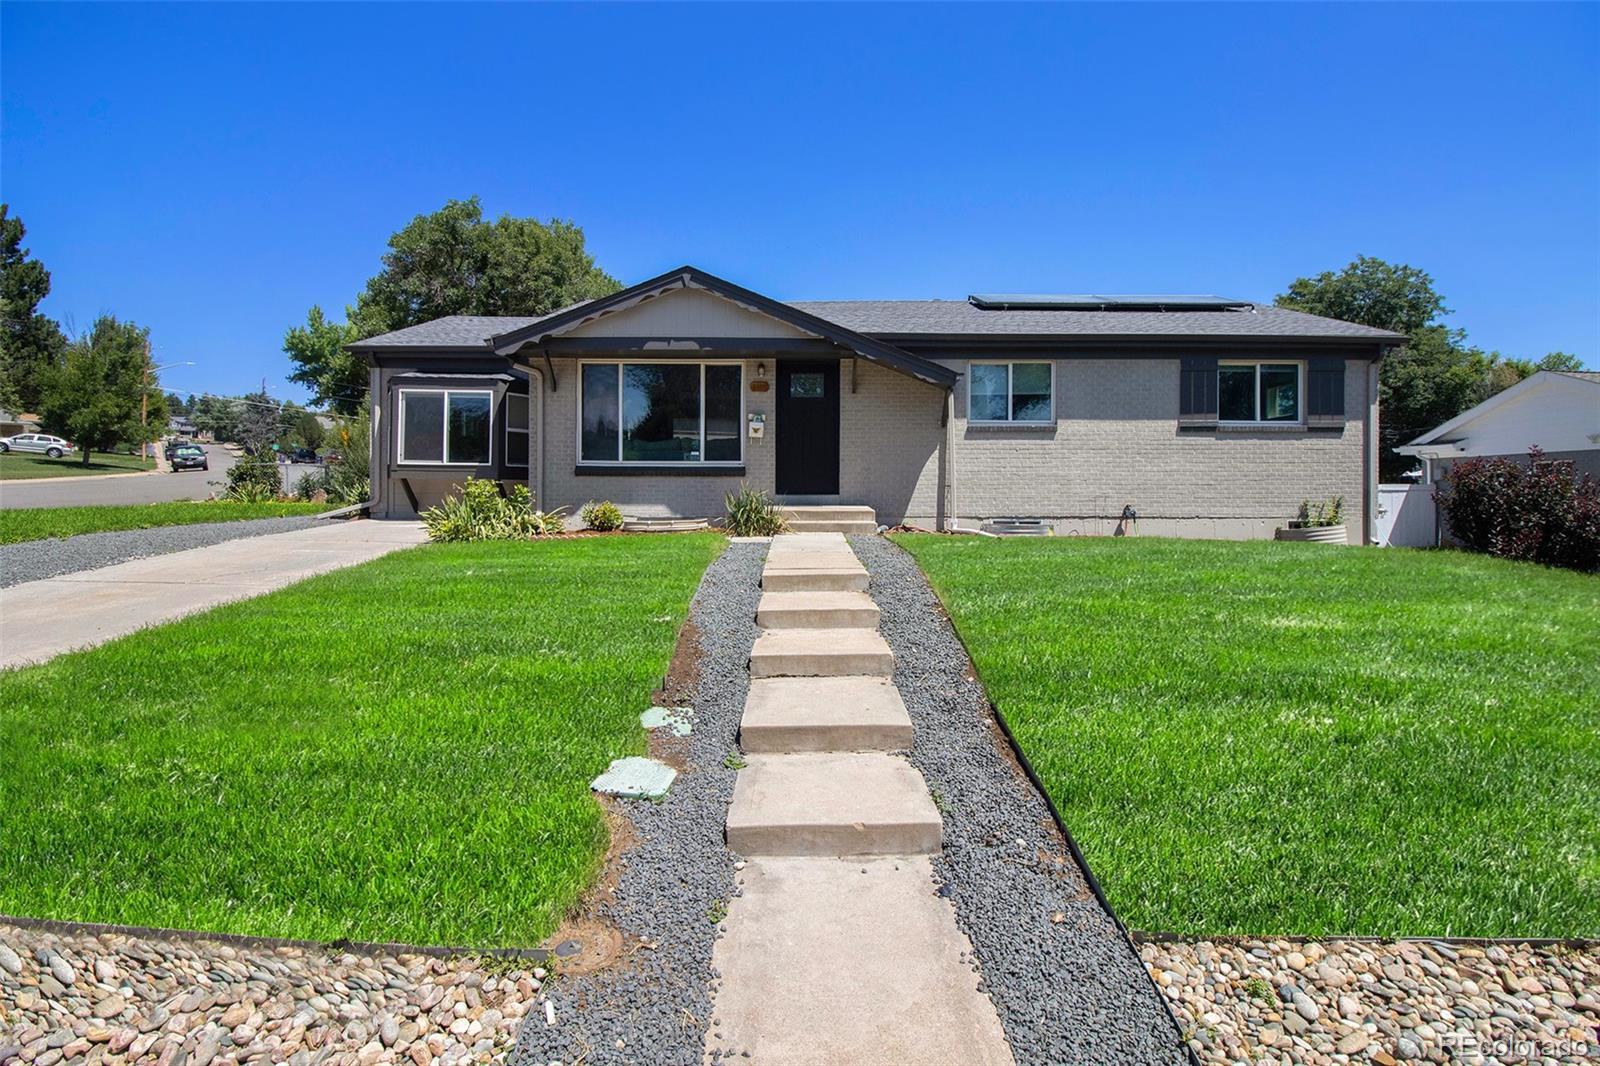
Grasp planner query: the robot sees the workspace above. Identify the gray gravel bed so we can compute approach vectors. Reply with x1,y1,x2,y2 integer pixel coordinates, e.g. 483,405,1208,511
0,515,327,588
851,534,1190,1066
511,540,766,1066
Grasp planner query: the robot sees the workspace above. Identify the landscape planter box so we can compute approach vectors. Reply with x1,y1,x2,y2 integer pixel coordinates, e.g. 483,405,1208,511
1274,525,1348,544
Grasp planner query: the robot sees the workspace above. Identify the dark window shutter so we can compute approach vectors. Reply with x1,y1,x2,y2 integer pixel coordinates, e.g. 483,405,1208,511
1307,358,1345,427
1178,358,1218,426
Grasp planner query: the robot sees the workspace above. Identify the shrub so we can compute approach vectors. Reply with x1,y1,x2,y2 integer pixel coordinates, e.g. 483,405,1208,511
723,484,787,537
1291,495,1344,528
222,451,282,502
581,500,625,532
421,478,566,542
1434,447,1600,572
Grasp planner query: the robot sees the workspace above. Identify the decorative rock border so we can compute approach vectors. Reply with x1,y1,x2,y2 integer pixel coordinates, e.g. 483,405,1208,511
0,922,546,1065
1140,936,1600,1064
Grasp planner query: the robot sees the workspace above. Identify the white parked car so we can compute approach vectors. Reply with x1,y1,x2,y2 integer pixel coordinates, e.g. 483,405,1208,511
0,433,75,458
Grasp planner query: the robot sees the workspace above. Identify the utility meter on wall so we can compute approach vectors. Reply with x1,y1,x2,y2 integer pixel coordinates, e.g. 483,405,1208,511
747,412,765,439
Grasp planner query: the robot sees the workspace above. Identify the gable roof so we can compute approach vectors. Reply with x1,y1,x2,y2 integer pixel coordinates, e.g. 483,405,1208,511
486,266,959,387
1401,369,1600,450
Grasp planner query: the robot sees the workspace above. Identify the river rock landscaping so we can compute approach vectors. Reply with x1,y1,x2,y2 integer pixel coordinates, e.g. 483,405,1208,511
1141,937,1600,1064
0,923,542,1066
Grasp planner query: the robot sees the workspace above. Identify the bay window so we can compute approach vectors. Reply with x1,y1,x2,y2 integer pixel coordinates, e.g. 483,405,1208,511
1219,362,1302,424
969,362,1053,424
580,362,743,465
399,389,492,465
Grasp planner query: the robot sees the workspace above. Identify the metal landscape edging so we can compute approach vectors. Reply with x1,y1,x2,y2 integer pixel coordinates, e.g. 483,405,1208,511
1132,928,1600,950
0,913,550,963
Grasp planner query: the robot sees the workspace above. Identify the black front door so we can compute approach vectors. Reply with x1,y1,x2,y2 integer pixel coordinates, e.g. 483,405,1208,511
776,360,840,495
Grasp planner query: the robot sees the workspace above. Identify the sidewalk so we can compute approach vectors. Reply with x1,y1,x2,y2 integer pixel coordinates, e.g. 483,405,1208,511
0,520,427,669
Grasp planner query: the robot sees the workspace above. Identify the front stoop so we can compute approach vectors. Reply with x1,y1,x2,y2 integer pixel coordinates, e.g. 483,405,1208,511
781,505,878,535
740,675,913,753
755,590,881,629
749,627,894,678
725,752,942,856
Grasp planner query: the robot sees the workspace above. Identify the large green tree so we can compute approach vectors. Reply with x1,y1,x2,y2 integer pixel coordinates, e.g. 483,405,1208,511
38,316,166,463
1276,257,1585,480
286,197,620,413
0,205,68,412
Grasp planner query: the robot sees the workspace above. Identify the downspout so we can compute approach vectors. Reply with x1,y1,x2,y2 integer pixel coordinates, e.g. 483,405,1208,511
524,362,545,507
1365,359,1381,545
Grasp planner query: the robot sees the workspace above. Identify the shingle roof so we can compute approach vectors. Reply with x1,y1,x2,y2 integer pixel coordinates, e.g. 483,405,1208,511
786,300,1405,340
1552,370,1600,383
349,294,1405,349
346,314,553,350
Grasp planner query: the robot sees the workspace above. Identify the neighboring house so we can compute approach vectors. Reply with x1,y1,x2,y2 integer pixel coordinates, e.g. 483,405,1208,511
169,416,198,436
349,265,1403,541
1397,370,1600,484
0,410,43,438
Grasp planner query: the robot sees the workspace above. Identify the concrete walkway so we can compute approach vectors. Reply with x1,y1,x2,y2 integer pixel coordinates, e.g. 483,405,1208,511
707,532,1013,1065
0,519,427,669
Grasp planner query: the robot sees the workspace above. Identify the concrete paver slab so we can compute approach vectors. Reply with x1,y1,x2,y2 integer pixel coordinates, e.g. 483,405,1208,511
749,627,894,677
726,752,941,856
0,520,427,669
706,855,1013,1065
755,590,880,629
741,676,912,753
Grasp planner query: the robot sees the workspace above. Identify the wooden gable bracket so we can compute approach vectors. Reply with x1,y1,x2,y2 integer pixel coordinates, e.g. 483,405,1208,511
851,355,859,394
542,348,557,392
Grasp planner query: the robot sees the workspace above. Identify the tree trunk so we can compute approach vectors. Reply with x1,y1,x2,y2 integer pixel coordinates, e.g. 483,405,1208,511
80,446,91,465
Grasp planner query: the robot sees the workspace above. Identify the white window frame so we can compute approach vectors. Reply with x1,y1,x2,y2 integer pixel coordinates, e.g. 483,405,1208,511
504,393,530,469
967,361,1055,425
396,388,494,466
576,360,746,467
1218,360,1305,426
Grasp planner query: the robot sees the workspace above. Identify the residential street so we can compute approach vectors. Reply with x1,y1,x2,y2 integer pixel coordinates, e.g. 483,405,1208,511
0,444,235,509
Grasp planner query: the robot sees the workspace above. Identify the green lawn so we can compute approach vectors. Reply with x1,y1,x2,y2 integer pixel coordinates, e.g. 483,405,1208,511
0,501,337,544
0,451,155,479
0,533,724,947
894,534,1600,939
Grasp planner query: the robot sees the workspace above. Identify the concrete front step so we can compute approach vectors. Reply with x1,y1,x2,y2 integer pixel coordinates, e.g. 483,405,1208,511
725,752,942,856
741,675,913,753
756,590,880,630
750,627,893,678
782,505,876,523
785,519,879,534
759,568,870,593
761,550,865,572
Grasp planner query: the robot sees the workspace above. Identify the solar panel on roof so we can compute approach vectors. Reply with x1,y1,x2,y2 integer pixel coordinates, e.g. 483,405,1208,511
968,294,1253,311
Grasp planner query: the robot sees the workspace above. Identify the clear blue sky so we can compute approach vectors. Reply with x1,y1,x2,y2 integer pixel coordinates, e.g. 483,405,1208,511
3,2,1596,403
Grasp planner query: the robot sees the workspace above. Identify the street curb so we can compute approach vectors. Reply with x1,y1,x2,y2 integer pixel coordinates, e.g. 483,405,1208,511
0,466,167,485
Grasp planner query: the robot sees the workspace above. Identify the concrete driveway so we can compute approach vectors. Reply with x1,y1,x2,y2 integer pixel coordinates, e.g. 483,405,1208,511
0,444,238,509
0,519,428,669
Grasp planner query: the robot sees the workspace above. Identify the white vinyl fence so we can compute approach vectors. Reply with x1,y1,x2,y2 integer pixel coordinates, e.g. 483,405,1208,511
1375,484,1437,548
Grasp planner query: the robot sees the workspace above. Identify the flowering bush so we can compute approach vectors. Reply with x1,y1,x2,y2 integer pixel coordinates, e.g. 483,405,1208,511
1434,447,1600,572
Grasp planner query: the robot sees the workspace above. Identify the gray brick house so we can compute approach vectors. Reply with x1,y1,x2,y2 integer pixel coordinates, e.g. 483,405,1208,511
351,265,1403,542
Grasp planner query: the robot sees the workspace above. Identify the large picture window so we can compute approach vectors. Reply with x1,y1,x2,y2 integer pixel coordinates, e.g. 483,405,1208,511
968,362,1053,424
399,389,492,464
1219,362,1302,423
579,362,743,465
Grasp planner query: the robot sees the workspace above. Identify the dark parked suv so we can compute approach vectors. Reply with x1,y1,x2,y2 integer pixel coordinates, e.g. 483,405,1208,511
170,444,208,471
